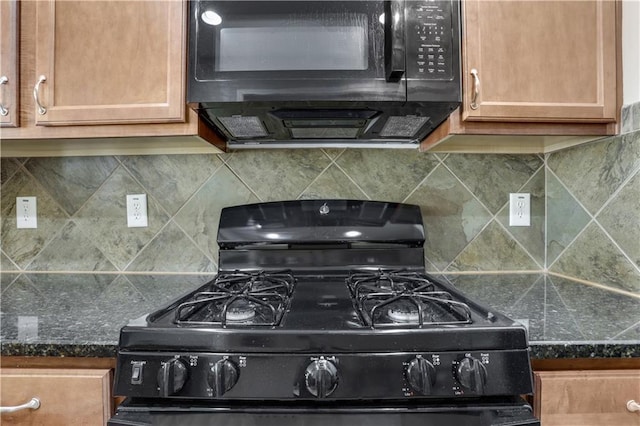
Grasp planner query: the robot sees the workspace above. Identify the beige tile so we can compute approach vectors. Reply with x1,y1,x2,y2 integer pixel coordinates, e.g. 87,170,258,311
336,149,439,202
548,132,640,214
444,154,543,214
545,172,591,265
26,221,117,272
120,154,223,215
25,156,119,215
73,166,170,270
299,165,368,200
496,168,545,267
226,150,332,201
174,166,259,262
405,165,492,270
550,223,640,293
125,221,215,273
1,170,69,268
1,158,20,186
448,221,539,272
1,251,19,272
597,171,640,268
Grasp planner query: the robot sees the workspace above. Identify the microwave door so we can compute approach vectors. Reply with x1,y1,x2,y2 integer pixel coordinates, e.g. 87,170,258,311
188,0,408,103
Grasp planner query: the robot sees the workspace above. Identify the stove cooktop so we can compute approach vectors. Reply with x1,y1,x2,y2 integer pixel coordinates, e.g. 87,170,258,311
119,269,529,354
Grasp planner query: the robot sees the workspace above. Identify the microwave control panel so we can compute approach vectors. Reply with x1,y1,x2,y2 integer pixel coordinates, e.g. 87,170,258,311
407,0,456,80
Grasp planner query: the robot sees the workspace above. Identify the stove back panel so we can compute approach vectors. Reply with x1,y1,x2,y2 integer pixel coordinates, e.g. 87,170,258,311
218,248,426,272
217,200,425,249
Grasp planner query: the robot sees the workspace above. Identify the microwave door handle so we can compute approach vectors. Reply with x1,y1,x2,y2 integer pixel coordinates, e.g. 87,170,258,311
384,0,406,82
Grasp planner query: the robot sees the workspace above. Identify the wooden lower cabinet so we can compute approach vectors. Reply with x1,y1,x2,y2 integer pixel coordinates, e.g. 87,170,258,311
0,368,112,426
534,370,640,426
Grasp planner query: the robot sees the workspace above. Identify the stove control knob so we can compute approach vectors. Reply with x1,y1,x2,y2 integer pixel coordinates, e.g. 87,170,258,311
406,357,436,395
305,359,338,398
157,358,188,397
456,356,487,393
208,358,239,397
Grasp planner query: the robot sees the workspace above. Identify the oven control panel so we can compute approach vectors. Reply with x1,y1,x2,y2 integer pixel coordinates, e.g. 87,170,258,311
114,350,533,400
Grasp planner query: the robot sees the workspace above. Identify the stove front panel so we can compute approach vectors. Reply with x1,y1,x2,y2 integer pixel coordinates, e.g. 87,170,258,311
109,399,540,426
114,349,533,401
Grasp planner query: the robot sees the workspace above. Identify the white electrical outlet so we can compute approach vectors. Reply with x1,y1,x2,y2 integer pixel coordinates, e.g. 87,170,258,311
509,193,530,227
126,194,148,228
16,196,37,229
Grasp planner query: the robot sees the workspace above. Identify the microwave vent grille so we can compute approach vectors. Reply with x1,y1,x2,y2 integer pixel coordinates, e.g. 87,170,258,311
380,116,429,137
219,116,268,138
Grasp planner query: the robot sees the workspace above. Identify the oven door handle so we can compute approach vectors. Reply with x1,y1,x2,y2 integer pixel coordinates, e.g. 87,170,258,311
384,0,406,82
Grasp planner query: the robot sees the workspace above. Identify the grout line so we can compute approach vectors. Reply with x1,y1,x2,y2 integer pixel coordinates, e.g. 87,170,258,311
544,167,596,270
508,274,545,310
609,319,640,340
170,217,219,270
545,150,640,271
592,220,640,276
5,270,218,276
432,270,542,276
543,154,548,271
331,161,372,201
547,271,640,299
442,156,546,270
220,161,265,203
436,160,500,271
542,274,548,340
545,275,588,340
0,248,22,273
400,155,444,204
295,154,342,200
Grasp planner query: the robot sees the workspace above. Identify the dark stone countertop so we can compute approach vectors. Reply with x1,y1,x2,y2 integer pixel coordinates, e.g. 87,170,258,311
1,272,638,359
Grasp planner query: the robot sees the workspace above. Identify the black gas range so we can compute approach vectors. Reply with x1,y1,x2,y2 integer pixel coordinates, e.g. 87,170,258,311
109,200,539,426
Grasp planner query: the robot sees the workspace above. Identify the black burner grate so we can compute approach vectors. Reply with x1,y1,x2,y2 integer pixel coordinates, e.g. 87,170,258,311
174,270,296,327
346,269,472,328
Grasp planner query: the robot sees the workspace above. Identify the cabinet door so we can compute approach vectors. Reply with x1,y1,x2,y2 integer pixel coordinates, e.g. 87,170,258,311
33,0,185,126
534,370,640,426
0,368,112,426
462,0,617,123
0,0,18,127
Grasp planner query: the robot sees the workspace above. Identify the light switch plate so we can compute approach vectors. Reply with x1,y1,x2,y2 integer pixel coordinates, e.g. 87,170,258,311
126,194,148,228
16,196,37,229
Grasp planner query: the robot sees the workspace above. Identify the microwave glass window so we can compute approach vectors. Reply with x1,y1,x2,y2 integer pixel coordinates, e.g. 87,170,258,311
216,16,369,72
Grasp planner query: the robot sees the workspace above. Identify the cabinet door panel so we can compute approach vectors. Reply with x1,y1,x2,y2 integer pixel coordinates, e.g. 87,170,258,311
0,368,112,426
462,0,617,123
534,370,640,426
34,0,185,126
0,0,18,127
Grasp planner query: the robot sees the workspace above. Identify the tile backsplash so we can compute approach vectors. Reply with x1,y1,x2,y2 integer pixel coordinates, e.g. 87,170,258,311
1,103,638,295
0,150,544,275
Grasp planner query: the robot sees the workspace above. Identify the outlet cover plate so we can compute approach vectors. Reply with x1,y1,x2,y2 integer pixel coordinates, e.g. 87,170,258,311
126,194,148,228
509,193,531,227
16,196,37,229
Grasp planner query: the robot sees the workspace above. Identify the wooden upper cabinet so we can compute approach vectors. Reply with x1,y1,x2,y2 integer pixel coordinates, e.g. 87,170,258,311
0,0,19,128
461,0,617,123
33,0,185,126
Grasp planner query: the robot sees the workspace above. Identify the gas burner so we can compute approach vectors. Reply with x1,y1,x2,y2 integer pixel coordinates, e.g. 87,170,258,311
174,270,296,327
346,269,472,328
225,301,257,322
387,306,419,323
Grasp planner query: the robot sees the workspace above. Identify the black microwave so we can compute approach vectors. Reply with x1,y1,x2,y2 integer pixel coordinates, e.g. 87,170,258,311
187,0,461,149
